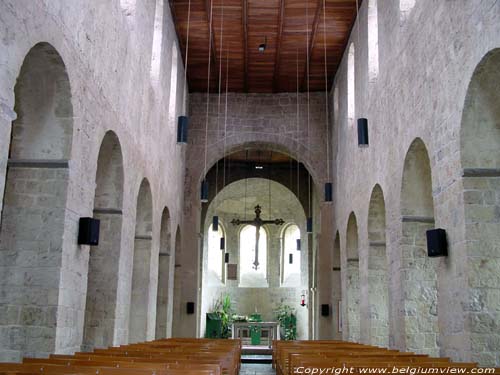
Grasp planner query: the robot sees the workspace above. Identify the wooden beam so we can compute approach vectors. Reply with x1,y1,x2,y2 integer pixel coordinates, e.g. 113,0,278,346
204,0,220,90
272,0,285,93
301,0,322,92
242,0,248,93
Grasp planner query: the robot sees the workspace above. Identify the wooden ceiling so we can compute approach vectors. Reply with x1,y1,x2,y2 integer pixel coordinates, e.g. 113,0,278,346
169,0,359,93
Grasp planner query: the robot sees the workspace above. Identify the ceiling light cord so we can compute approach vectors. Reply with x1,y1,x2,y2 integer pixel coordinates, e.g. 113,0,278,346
203,0,214,182
323,0,330,182
306,1,311,218
183,0,191,115
215,0,225,208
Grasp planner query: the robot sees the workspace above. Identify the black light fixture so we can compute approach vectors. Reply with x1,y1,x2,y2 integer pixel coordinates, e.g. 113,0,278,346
306,217,313,233
296,238,301,251
426,229,448,257
358,118,369,147
201,180,209,202
289,253,293,264
78,217,100,246
225,252,230,263
258,36,267,53
220,237,225,250
325,182,333,202
177,116,189,144
212,216,219,231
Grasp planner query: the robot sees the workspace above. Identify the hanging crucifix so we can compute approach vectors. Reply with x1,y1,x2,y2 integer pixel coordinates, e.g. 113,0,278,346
231,205,284,270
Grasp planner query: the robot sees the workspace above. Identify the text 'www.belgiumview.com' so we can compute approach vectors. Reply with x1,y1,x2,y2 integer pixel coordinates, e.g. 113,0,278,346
293,366,496,375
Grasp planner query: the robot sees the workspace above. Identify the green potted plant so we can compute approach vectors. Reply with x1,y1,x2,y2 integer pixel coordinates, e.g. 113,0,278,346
207,294,233,338
274,303,297,341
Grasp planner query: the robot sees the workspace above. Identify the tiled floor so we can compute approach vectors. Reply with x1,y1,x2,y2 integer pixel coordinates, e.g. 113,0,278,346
240,363,276,375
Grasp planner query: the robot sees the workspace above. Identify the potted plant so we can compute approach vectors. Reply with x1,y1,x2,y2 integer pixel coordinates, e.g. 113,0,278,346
274,303,297,340
207,294,233,338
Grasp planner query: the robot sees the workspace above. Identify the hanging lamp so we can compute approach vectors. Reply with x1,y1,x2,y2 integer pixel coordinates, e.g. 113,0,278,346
296,238,301,251
201,0,214,202
305,3,315,230
177,0,192,144
322,0,333,202
212,3,225,228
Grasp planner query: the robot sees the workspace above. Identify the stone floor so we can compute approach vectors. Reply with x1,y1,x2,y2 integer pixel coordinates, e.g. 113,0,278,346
240,363,276,375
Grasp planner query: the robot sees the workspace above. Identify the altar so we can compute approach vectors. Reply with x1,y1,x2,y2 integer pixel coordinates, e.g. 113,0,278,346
231,321,280,348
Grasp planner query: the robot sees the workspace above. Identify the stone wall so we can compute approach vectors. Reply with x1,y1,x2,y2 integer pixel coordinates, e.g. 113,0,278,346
331,0,500,365
0,0,186,361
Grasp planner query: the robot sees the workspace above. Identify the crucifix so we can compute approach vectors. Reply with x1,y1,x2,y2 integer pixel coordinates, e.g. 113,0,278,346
231,205,284,270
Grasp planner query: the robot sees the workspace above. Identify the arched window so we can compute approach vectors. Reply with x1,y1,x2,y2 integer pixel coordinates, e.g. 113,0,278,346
347,43,355,122
400,0,416,20
150,0,164,88
281,224,301,286
368,0,379,82
239,225,268,287
168,45,179,122
207,224,224,282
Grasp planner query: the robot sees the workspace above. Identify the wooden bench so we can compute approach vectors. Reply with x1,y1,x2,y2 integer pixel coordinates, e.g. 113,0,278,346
0,338,240,375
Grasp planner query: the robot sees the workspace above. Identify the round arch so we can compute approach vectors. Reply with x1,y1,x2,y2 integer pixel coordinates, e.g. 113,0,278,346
459,49,500,366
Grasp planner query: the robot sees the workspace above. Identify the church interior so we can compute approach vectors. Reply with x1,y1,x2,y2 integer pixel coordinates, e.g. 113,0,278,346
0,0,499,373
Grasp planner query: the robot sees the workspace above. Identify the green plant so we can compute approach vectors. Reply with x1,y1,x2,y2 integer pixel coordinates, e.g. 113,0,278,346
274,303,297,341
210,294,234,338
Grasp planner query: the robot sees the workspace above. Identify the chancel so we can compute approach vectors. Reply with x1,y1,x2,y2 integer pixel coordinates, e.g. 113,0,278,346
1,0,500,373
230,205,285,269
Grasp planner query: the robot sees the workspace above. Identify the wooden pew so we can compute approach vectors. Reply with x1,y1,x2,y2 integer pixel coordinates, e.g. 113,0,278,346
0,338,240,375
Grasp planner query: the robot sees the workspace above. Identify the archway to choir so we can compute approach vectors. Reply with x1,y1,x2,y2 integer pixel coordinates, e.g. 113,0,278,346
198,148,318,346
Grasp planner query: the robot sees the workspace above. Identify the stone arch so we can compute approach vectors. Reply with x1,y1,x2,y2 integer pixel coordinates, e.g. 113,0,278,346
172,226,183,337
460,49,500,366
129,178,153,343
200,142,323,204
83,130,124,351
367,184,388,347
155,207,171,339
0,42,73,361
401,138,438,356
332,231,342,338
346,212,360,342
